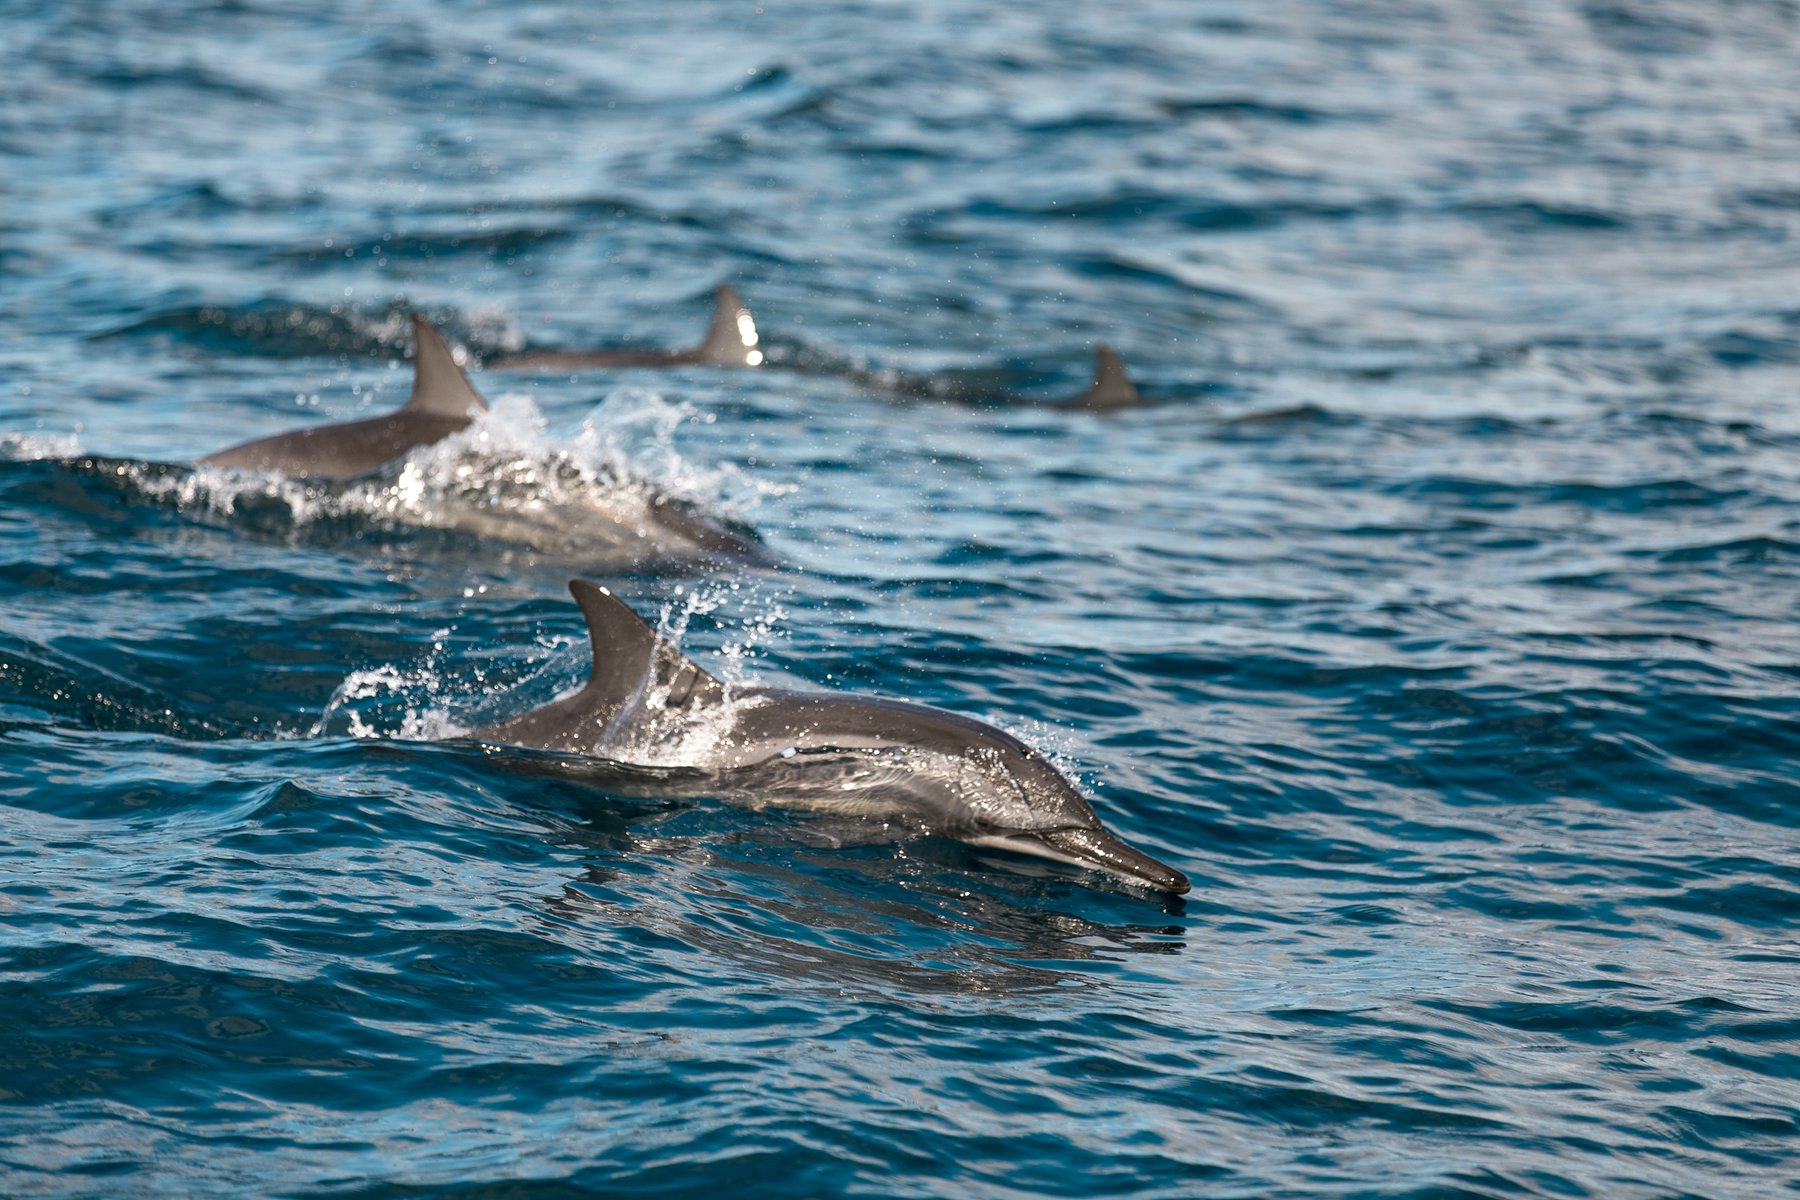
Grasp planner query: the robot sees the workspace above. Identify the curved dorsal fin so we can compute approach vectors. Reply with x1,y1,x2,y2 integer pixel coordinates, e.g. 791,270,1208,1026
569,580,725,725
1073,344,1139,410
405,314,489,418
693,284,763,366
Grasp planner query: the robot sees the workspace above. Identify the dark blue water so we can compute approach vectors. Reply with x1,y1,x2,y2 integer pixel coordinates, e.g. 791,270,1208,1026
4,1,1799,1196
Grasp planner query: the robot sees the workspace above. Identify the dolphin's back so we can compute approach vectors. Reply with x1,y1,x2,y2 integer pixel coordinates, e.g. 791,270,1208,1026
724,690,1029,761
198,411,470,479
477,586,1037,771
200,315,486,478
491,284,762,372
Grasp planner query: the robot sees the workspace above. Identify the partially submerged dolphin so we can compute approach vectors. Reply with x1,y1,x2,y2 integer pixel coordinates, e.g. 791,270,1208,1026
476,581,1190,894
200,315,486,479
489,284,763,371
196,315,764,564
790,339,1146,410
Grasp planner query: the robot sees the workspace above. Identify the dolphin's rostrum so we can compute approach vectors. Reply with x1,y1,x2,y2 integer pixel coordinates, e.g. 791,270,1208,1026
477,582,1190,894
200,315,487,479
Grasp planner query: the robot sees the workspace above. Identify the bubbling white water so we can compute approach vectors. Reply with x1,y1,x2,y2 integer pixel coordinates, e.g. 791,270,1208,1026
24,385,788,566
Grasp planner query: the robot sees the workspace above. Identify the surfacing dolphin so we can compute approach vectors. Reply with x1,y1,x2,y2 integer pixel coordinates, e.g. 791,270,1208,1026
489,284,763,372
475,581,1190,895
196,315,764,565
788,339,1146,410
200,315,486,479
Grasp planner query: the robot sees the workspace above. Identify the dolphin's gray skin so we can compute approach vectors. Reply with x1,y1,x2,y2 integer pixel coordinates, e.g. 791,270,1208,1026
1066,344,1139,411
790,341,1147,410
489,284,763,371
476,581,1190,894
200,315,487,479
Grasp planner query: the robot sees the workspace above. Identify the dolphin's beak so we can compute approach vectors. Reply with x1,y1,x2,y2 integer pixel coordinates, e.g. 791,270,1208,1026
980,827,1191,894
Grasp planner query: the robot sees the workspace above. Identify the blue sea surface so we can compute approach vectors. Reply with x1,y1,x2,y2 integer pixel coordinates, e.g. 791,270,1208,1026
3,1,1799,1196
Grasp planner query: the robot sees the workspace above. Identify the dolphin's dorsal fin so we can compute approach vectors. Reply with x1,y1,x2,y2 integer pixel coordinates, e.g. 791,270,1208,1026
694,284,763,366
570,581,725,723
405,314,489,418
1072,344,1138,410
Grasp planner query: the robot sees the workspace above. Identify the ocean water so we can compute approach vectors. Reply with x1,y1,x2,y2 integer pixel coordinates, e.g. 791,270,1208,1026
3,0,1799,1196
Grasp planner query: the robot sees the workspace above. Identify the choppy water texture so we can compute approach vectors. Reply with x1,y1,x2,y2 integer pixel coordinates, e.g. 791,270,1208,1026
4,1,1799,1196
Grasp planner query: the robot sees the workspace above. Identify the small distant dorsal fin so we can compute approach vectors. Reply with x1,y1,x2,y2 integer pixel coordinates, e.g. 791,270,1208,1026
570,580,725,725
404,314,489,418
693,284,763,366
1073,344,1139,410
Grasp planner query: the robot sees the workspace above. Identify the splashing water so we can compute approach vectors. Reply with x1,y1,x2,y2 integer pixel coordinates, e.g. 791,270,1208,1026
310,663,464,742
8,1,1800,1196
10,389,773,567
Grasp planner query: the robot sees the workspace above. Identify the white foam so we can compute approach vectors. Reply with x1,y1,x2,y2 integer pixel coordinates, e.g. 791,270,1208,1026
310,663,466,742
305,610,566,744
146,459,322,524
0,432,84,460
111,389,773,561
573,386,795,520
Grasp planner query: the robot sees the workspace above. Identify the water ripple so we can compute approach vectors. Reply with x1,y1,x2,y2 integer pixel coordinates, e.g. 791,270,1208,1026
4,0,1800,1196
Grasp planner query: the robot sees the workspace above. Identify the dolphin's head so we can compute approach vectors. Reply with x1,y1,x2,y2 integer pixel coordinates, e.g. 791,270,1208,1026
956,743,1191,895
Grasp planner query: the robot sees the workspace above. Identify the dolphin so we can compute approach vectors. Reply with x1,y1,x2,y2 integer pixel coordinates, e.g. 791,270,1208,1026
489,284,763,371
200,315,487,479
194,315,763,564
475,581,1190,894
781,339,1147,410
